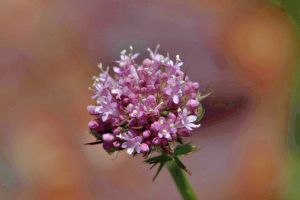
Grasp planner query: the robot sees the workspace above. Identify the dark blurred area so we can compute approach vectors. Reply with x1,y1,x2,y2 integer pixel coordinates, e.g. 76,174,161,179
0,0,299,199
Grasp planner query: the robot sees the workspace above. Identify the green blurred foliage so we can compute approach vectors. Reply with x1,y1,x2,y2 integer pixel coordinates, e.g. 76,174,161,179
269,0,300,199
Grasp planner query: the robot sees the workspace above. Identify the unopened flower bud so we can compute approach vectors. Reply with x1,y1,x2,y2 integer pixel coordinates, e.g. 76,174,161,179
125,78,134,87
102,133,115,143
146,139,152,145
132,86,141,94
122,98,131,106
156,104,163,111
152,137,161,146
139,116,147,125
113,141,120,148
139,80,146,87
140,143,149,153
128,93,136,99
143,58,152,67
191,82,199,91
119,115,125,121
129,129,139,137
147,85,155,94
161,138,168,146
141,87,147,94
112,127,121,135
88,121,100,131
190,93,196,99
166,100,172,107
143,130,151,138
111,118,120,124
87,105,96,114
168,113,176,120
129,118,137,126
155,84,160,91
177,128,191,137
188,100,199,110
161,73,168,83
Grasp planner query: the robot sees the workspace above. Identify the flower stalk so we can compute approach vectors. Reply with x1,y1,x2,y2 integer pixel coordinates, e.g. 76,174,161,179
166,161,198,200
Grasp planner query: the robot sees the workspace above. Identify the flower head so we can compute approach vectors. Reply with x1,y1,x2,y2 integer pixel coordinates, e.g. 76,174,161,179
86,45,207,157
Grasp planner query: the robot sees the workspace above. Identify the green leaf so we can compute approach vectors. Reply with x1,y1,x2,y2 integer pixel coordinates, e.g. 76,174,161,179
152,161,165,181
174,157,191,176
195,103,205,123
174,142,201,157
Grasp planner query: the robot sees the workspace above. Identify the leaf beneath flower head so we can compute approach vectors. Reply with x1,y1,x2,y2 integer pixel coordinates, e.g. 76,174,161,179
195,103,205,123
144,143,200,181
174,142,201,157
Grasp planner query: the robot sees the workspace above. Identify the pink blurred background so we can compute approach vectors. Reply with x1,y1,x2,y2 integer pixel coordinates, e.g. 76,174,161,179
0,0,297,199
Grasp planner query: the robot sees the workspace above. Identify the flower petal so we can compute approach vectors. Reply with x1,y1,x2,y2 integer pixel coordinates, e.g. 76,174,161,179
186,115,197,123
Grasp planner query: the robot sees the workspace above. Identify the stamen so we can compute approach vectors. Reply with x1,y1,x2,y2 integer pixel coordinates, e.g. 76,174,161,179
170,124,174,128
119,62,125,66
129,104,133,108
182,120,185,124
176,55,181,61
160,120,164,125
121,50,126,54
162,129,167,133
133,110,138,114
98,63,103,71
130,46,133,50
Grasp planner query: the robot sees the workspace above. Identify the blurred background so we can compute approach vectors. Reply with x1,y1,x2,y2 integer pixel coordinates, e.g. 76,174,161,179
0,0,299,199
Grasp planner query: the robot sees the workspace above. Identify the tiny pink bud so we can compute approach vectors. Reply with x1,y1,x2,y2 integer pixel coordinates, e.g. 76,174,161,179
129,129,139,137
139,80,146,87
113,141,120,148
155,84,160,91
102,133,115,143
161,138,168,146
129,118,137,126
139,116,147,125
146,139,152,145
168,113,176,120
143,58,152,66
161,73,168,83
132,86,141,94
88,121,100,131
177,128,191,137
140,143,149,153
141,87,147,94
111,118,120,124
128,93,136,99
156,105,163,111
147,85,155,94
152,137,161,146
166,100,172,107
143,130,151,138
112,127,121,135
87,105,96,114
188,100,199,110
125,78,134,87
122,98,131,106
190,93,196,99
119,114,125,121
191,82,199,91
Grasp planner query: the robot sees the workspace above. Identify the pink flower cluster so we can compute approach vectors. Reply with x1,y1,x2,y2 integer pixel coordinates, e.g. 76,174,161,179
87,45,202,157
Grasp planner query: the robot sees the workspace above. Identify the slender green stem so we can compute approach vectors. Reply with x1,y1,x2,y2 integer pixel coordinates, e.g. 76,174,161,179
166,161,198,200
